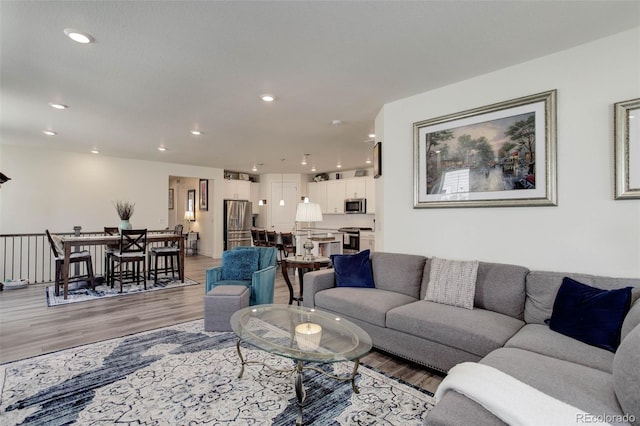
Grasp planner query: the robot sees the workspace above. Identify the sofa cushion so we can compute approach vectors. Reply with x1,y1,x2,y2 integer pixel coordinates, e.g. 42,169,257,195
425,257,479,310
481,348,625,419
425,389,507,426
613,323,640,423
370,252,426,299
505,324,615,373
386,300,524,357
524,270,640,325
547,277,632,352
331,249,374,288
474,262,529,320
420,260,529,320
314,287,417,327
221,249,259,280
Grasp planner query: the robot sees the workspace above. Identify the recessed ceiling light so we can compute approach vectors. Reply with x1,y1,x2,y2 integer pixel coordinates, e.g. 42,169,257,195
368,133,376,138
63,28,94,44
331,119,342,126
157,146,167,152
252,164,258,172
190,130,202,135
42,130,57,136
365,158,372,164
261,94,275,102
48,102,68,110
90,149,100,154
311,166,316,172
336,162,342,168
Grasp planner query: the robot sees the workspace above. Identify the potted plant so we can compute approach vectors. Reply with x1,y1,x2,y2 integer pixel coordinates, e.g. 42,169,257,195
114,201,135,232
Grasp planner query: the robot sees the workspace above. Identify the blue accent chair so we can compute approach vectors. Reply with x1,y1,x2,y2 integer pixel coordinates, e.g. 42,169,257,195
205,246,277,305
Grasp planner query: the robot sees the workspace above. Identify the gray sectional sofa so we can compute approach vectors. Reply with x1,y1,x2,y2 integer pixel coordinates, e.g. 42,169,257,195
302,252,640,425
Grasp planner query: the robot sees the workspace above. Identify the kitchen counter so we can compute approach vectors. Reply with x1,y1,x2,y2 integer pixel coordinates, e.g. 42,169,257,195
295,232,343,257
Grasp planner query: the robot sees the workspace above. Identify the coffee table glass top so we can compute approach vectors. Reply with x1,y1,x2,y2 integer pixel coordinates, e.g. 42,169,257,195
230,304,372,363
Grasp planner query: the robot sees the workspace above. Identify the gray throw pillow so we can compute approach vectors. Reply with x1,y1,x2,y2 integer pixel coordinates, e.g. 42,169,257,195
425,257,479,310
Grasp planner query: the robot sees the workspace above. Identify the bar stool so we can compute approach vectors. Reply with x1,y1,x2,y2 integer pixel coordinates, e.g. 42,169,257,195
148,225,182,284
46,230,95,296
111,229,147,292
103,226,119,284
256,229,267,246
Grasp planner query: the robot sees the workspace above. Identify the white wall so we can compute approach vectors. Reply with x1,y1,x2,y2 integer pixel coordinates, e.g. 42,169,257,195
0,145,225,257
169,176,215,257
377,28,640,277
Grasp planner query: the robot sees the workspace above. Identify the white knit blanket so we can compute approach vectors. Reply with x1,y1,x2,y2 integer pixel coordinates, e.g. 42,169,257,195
435,362,616,426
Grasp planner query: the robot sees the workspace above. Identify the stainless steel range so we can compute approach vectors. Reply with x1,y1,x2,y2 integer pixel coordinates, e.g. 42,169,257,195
337,227,373,254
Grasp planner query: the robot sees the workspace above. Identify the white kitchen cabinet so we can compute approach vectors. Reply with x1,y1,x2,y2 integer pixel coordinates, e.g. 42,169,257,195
360,231,375,252
307,181,328,213
365,175,376,214
345,178,366,199
223,179,251,200
326,180,346,214
250,182,260,214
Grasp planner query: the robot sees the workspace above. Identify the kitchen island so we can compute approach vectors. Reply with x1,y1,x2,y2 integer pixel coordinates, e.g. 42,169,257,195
294,230,343,257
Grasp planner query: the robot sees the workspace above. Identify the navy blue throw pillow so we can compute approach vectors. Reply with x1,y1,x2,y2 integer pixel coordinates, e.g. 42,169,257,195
330,249,375,288
547,277,632,352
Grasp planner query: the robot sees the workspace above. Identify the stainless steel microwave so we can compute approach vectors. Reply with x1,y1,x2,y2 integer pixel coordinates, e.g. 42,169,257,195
345,198,366,214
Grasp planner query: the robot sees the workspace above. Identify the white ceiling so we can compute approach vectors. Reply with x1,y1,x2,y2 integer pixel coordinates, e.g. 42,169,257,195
2,1,639,174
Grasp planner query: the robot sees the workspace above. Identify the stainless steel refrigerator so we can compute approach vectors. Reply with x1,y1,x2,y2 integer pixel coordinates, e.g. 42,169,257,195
223,200,253,250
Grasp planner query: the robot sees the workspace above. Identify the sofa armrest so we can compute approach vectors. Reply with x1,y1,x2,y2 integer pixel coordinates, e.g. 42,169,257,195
302,269,336,308
251,265,276,305
622,298,640,342
205,266,222,293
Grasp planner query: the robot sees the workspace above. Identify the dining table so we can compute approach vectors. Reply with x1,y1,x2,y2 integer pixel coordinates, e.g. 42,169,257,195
59,233,185,299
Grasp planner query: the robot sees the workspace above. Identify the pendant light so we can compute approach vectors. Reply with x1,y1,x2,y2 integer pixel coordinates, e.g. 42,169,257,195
279,158,285,206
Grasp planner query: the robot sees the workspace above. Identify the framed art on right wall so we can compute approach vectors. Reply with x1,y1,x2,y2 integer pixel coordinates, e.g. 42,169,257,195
614,97,640,199
413,90,557,208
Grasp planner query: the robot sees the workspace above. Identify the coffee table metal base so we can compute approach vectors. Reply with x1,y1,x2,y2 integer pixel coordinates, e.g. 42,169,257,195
235,338,361,425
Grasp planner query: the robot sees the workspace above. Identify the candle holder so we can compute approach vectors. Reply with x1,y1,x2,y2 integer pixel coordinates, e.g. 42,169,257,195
295,322,323,351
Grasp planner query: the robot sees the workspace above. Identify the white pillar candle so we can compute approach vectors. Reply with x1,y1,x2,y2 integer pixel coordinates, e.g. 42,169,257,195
295,322,323,351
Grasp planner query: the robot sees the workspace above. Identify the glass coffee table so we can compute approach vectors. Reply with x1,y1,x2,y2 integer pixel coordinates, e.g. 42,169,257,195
230,304,372,425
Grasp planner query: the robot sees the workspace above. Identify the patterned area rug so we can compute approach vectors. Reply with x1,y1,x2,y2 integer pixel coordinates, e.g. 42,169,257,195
46,276,199,306
0,320,435,425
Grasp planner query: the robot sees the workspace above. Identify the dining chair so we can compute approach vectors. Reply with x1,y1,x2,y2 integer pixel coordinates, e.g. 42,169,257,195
280,232,296,259
111,228,147,292
147,225,182,284
251,229,260,246
256,229,267,247
266,230,278,248
45,229,95,296
103,226,119,284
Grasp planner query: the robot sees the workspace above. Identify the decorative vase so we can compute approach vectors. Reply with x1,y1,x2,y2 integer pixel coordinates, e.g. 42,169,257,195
118,220,132,233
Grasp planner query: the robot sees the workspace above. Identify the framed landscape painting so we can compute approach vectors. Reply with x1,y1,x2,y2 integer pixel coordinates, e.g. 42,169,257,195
614,97,640,199
413,90,557,208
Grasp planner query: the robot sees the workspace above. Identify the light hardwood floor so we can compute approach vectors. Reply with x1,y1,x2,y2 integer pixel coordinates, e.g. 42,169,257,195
0,255,443,394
